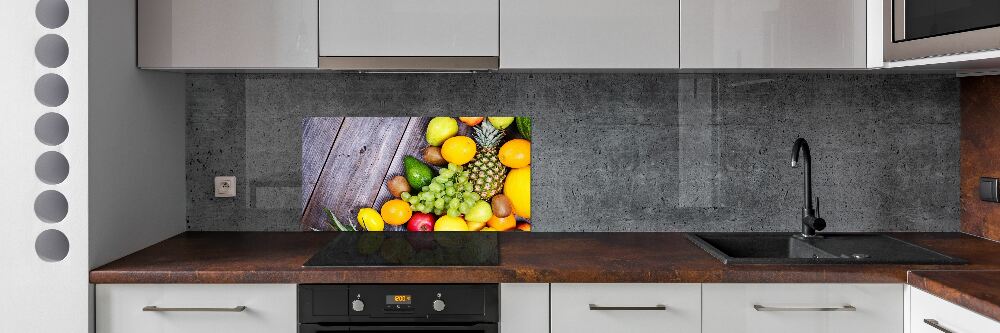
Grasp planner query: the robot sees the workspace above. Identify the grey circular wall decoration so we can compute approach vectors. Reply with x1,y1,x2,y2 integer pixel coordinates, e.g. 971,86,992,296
36,0,69,29
34,73,69,107
34,190,68,223
35,229,69,262
35,112,69,145
35,34,68,68
35,151,69,185
34,0,73,266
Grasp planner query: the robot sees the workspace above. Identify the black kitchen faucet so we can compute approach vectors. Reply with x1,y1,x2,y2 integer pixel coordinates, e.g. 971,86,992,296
791,138,826,237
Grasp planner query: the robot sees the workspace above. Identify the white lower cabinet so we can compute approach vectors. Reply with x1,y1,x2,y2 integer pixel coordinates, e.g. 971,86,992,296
93,282,1000,333
550,283,701,333
909,287,1000,333
500,283,549,333
96,284,297,333
702,283,904,333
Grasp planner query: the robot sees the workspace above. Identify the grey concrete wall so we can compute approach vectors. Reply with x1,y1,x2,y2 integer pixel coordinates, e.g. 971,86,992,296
186,73,960,232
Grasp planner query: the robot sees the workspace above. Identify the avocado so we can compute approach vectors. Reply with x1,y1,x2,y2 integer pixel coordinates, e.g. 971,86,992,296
403,156,433,191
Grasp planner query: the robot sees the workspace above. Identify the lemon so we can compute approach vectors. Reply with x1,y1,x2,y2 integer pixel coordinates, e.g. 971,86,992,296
434,215,470,231
467,219,487,231
357,208,385,231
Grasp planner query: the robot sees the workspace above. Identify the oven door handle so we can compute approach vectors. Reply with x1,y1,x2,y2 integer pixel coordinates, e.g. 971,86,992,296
298,325,350,332
348,323,497,331
298,323,498,332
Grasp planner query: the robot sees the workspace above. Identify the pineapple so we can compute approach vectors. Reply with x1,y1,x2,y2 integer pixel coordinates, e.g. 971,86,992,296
469,121,508,199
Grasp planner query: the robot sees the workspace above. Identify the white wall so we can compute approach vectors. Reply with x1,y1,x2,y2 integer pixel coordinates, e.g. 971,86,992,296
0,0,185,331
0,0,90,331
88,0,186,269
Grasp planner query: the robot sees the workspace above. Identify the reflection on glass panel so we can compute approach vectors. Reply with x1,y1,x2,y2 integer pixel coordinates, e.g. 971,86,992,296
303,232,499,266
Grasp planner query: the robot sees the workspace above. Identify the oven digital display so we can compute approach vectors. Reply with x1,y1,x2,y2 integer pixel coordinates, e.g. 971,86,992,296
386,295,412,305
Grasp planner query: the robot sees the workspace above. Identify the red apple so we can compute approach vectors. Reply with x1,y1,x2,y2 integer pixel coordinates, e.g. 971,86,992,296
406,213,435,232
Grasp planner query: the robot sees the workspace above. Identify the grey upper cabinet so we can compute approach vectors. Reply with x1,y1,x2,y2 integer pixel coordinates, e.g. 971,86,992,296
500,0,680,69
138,0,318,69
133,0,881,70
319,0,499,57
681,0,877,69
316,0,500,70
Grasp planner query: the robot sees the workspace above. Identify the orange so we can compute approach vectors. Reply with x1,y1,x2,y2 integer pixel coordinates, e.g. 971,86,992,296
498,139,531,168
380,199,412,226
441,136,477,165
459,117,484,126
486,214,516,231
434,215,470,231
515,222,531,232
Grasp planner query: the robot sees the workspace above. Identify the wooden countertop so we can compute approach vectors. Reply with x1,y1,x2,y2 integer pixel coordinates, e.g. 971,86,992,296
908,270,1000,323
91,232,1000,284
90,232,1000,320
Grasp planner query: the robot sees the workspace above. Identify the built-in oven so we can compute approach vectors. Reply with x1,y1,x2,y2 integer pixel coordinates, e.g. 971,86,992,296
884,0,1000,61
299,284,498,333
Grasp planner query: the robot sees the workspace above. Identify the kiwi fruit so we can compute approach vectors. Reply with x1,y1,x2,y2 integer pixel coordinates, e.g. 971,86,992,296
421,146,447,166
491,194,513,218
387,175,411,198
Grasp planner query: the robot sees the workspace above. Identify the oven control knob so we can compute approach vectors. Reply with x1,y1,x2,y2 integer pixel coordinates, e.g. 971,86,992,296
351,299,365,312
432,299,446,312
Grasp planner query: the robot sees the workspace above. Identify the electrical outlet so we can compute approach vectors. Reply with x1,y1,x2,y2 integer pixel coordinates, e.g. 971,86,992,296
980,177,999,202
215,176,236,198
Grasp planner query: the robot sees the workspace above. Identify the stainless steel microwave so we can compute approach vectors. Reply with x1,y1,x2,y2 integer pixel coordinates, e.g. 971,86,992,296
884,0,1000,62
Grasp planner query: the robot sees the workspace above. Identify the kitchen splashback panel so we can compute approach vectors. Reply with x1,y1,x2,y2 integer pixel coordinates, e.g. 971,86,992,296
186,73,959,232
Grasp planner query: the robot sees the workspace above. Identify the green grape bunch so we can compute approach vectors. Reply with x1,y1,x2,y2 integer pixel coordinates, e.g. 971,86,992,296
400,163,481,217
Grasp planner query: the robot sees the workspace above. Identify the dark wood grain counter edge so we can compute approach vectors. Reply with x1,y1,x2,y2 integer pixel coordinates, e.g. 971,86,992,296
908,270,1000,323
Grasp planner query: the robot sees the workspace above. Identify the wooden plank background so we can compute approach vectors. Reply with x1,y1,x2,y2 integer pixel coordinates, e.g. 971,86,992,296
302,117,436,231
300,117,343,213
371,117,430,231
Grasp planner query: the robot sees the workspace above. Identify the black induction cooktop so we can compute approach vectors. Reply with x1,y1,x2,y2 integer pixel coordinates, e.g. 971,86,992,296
303,232,499,267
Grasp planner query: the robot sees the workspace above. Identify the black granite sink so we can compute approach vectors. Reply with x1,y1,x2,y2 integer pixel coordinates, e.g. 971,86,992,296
686,233,966,265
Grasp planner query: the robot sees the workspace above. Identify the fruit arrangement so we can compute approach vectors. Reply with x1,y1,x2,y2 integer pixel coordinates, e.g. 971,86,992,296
328,116,532,232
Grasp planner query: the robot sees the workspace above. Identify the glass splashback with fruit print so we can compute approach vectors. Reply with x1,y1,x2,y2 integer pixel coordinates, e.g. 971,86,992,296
187,73,959,233
301,117,532,232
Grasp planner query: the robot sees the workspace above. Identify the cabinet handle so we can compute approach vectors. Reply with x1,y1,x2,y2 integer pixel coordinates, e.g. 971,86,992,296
588,304,667,311
143,306,247,312
753,304,856,312
923,319,955,333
